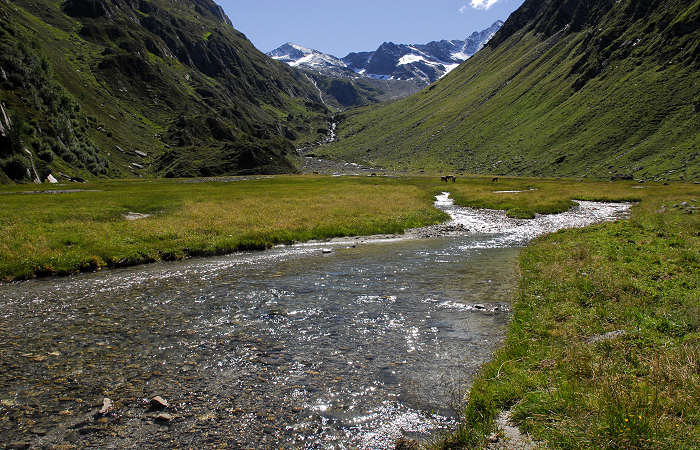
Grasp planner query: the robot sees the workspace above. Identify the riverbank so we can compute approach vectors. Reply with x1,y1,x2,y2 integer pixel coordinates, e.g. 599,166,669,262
437,185,699,448
0,174,668,282
0,176,448,282
0,176,695,284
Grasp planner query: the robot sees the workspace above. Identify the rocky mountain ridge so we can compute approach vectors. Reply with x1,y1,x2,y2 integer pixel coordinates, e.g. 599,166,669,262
269,21,504,84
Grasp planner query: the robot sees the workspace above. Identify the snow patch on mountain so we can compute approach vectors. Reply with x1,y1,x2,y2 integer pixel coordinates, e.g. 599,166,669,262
268,21,503,84
268,43,351,74
398,54,424,65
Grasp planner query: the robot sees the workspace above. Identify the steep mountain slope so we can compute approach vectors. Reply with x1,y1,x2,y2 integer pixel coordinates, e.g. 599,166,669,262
303,72,425,109
0,0,329,182
321,0,699,181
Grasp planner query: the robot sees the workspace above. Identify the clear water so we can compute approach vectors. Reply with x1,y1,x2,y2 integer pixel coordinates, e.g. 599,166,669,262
0,197,629,448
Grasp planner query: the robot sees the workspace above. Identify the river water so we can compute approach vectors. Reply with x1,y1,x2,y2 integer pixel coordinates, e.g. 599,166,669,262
0,195,630,448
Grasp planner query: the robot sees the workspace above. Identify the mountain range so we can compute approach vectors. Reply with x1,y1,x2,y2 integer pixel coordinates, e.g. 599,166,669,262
269,21,504,84
319,0,699,181
0,0,697,183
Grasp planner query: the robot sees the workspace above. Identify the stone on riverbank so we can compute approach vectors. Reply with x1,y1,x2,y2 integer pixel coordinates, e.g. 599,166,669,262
149,396,169,410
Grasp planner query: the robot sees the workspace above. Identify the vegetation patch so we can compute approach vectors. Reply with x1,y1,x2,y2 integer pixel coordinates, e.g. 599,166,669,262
436,181,700,449
0,176,448,281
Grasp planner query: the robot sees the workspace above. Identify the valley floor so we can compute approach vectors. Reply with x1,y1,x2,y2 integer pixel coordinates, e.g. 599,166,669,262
0,175,698,448
436,181,699,449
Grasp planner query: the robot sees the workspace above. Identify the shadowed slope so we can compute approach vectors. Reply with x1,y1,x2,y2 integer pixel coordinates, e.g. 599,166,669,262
0,0,330,182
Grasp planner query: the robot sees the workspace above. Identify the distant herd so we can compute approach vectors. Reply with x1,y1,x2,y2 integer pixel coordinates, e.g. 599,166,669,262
440,176,500,183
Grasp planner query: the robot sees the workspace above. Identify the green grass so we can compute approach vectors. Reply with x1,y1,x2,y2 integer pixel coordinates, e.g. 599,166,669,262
0,175,693,284
436,182,700,449
0,174,697,447
0,176,448,281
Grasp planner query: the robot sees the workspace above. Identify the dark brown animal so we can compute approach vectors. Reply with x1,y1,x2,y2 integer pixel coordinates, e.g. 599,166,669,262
491,177,499,182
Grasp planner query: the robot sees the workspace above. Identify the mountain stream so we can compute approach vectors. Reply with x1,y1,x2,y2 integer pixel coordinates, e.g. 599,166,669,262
0,194,630,448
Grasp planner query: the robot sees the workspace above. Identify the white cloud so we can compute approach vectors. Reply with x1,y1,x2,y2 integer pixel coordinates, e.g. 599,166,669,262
466,0,500,10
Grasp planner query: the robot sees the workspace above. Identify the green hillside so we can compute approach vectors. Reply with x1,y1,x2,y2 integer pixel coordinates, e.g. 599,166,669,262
0,0,330,182
320,0,699,181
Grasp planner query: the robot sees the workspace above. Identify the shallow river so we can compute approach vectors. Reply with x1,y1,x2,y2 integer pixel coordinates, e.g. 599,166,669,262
0,196,629,448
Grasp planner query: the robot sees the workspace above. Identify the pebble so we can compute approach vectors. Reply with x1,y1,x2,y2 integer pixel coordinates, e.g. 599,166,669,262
98,397,113,415
197,412,216,421
585,330,626,344
8,442,29,449
149,396,169,410
155,412,173,423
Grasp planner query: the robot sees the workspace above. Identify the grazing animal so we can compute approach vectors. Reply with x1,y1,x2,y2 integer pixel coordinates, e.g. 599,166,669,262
441,176,448,182
492,177,499,182
441,175,456,183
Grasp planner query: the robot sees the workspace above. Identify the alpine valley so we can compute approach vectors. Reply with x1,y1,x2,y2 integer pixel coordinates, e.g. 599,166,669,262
0,1,698,449
319,0,699,181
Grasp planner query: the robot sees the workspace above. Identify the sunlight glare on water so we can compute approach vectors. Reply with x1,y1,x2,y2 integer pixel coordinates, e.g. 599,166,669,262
0,195,630,447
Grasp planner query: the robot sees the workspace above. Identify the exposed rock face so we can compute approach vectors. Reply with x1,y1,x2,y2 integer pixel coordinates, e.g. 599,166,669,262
269,21,504,84
342,21,504,82
0,102,10,137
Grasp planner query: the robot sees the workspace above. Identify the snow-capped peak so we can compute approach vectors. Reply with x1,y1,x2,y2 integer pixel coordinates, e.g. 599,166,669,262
268,43,348,71
268,21,504,84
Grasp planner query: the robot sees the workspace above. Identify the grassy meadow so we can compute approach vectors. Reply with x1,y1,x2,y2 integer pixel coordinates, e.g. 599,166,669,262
437,180,700,449
1,174,698,448
0,176,448,281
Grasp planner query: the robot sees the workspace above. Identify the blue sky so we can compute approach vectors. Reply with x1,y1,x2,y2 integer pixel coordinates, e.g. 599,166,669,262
220,0,526,57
